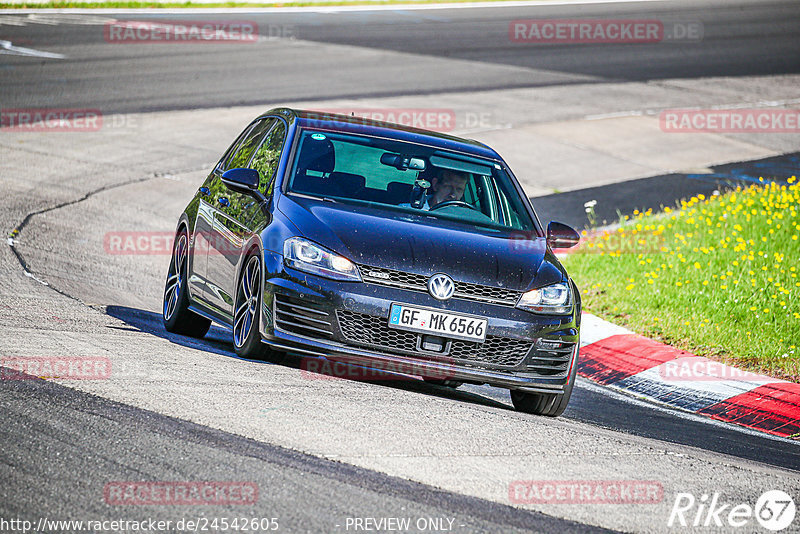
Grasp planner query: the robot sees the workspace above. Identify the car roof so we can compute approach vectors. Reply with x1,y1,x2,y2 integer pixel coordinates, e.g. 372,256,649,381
261,107,503,161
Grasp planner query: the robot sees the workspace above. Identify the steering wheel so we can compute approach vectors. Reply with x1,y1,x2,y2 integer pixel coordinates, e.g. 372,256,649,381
429,200,479,212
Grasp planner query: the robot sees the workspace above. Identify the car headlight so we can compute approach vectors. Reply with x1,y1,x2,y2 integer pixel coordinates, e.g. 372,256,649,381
516,282,572,314
283,237,361,282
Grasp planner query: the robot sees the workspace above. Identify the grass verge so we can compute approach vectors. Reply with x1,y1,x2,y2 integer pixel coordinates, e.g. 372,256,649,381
564,178,799,381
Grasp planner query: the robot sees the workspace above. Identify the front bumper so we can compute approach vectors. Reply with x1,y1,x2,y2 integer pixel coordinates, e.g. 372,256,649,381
260,251,580,393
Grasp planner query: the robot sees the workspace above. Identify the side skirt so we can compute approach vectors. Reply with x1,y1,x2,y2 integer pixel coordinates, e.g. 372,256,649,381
188,303,233,331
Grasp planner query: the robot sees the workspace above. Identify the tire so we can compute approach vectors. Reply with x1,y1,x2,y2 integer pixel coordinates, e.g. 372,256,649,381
511,345,579,417
163,228,211,338
233,251,284,363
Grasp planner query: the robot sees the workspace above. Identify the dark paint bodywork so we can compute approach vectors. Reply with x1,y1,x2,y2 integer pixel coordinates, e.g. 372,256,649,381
175,108,581,394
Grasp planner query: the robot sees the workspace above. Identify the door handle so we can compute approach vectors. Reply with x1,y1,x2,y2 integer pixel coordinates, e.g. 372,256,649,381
199,187,210,196
218,197,230,207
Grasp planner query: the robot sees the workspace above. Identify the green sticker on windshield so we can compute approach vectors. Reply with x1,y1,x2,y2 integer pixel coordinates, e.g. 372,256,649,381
311,133,326,140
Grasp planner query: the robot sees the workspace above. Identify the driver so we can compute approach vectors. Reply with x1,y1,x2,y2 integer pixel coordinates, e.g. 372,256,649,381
410,169,469,210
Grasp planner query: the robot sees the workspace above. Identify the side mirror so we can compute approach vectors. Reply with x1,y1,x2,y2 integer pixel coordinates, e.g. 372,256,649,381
547,221,580,249
221,168,259,194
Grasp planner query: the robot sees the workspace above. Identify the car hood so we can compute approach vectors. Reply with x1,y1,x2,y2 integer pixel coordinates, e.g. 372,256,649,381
277,195,565,292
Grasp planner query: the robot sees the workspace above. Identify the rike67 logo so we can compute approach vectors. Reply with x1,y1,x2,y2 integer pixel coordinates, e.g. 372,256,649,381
669,490,796,531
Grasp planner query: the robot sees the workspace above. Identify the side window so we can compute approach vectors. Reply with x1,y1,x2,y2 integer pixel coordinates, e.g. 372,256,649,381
462,176,488,216
217,127,251,172
250,120,287,195
494,182,523,229
223,118,275,171
463,178,477,204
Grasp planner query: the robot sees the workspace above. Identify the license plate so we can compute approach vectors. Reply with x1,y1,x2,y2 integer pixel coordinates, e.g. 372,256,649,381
388,303,487,343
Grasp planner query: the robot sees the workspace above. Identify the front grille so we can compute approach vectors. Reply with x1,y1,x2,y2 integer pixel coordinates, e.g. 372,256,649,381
336,310,533,369
337,310,421,353
274,294,334,339
527,340,576,376
450,338,533,368
359,265,521,307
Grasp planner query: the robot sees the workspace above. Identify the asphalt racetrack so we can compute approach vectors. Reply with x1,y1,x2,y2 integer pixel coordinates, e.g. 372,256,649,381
1,0,799,532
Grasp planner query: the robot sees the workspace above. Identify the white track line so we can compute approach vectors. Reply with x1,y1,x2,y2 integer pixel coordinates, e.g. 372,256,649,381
0,39,65,58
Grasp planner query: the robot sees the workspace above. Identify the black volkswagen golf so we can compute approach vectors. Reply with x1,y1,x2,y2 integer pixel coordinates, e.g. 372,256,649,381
163,108,582,416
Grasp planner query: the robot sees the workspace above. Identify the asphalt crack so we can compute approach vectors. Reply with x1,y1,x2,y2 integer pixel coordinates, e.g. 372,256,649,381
6,163,212,302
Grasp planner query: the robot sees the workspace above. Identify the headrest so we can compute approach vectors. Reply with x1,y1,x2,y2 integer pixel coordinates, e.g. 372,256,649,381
387,181,413,195
387,181,413,202
301,138,335,174
329,172,366,194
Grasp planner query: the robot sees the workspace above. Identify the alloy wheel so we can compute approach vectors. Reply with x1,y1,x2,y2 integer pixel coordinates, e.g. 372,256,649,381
163,233,187,321
234,255,260,348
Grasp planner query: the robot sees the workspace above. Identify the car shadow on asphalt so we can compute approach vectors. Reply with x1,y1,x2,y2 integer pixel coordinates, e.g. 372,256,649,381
104,305,511,412
532,152,800,229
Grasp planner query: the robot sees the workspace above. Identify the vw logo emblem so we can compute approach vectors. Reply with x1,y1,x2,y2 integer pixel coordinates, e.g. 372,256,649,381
427,273,455,301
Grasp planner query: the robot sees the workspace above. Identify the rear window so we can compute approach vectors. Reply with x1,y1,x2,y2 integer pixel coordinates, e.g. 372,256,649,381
287,130,536,232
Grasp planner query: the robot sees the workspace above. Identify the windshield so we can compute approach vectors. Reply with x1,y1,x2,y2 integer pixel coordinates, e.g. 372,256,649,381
286,129,537,232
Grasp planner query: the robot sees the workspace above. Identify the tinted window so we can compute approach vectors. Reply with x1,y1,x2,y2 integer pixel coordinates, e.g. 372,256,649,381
287,130,535,232
223,118,275,171
250,120,286,195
